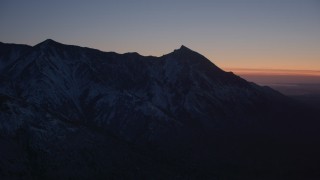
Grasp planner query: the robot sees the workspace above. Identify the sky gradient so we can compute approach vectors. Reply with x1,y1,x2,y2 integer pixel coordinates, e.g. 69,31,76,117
1,0,320,71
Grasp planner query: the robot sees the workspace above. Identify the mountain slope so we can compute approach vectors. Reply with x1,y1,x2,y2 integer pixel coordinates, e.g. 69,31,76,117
0,40,319,179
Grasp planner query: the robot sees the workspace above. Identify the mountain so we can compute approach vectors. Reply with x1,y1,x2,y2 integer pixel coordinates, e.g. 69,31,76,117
0,39,319,179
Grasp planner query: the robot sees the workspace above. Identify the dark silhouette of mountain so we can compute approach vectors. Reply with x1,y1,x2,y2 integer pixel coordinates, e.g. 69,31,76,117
0,40,319,179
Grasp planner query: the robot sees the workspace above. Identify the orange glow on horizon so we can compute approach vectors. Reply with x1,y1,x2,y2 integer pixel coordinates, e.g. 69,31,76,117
223,68,320,77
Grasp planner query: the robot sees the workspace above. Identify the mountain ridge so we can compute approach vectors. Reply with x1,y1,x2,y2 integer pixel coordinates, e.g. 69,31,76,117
0,40,319,179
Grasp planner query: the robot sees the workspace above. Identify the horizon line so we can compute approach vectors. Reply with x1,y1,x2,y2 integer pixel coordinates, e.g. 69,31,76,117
223,67,320,76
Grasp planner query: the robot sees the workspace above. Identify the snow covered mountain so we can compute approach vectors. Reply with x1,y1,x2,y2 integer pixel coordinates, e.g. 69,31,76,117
0,39,319,179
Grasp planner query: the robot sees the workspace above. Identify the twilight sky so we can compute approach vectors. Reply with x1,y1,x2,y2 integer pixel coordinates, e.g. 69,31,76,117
1,0,320,71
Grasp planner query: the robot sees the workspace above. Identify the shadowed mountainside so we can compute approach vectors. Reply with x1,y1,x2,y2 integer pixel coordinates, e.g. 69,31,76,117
0,40,319,179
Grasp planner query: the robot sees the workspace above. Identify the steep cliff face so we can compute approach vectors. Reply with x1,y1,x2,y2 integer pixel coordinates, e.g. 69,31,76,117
0,40,319,179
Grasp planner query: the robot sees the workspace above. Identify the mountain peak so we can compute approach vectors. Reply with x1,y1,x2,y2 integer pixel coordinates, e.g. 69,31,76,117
172,45,196,56
180,45,188,49
41,39,59,44
177,45,192,51
35,39,61,48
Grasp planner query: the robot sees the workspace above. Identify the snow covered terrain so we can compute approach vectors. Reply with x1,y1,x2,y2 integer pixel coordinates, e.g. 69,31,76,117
0,40,319,179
